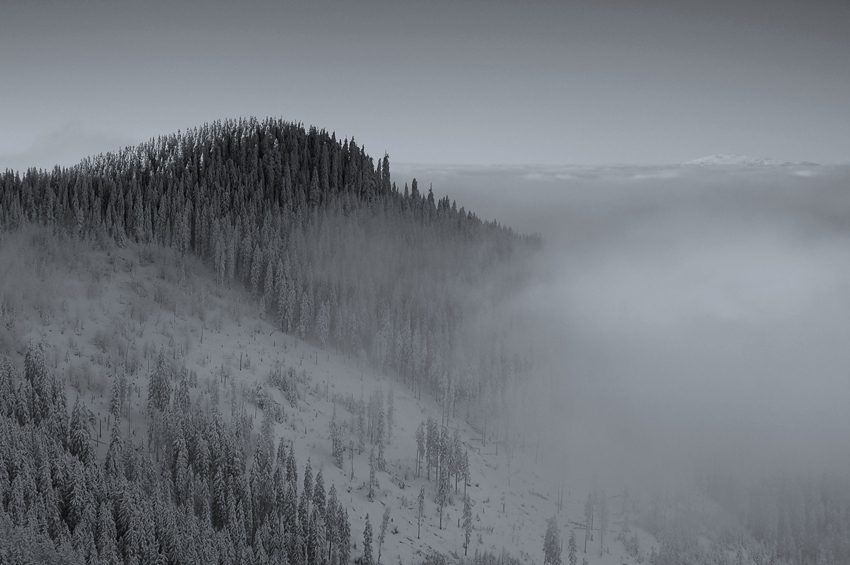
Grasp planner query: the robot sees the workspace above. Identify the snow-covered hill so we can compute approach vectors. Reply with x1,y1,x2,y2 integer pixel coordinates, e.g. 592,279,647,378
684,154,818,167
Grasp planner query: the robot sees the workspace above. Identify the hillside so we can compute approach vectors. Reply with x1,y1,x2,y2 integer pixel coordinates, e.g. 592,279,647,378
0,218,642,564
0,118,598,565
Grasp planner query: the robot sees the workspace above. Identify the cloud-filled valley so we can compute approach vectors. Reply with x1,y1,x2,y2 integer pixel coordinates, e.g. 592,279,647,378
396,162,850,481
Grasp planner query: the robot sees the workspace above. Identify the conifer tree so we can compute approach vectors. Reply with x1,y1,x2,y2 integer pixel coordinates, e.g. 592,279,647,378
339,507,351,565
96,500,118,561
147,350,171,414
263,256,275,310
598,490,608,557
277,261,288,330
314,469,326,519
462,451,470,499
331,419,344,469
377,440,386,473
363,514,373,565
299,286,313,338
378,507,390,565
250,244,263,297
386,386,394,445
544,516,561,565
358,408,366,453
437,468,449,530
568,530,577,565
375,406,384,448
110,374,124,418
415,422,425,478
451,428,462,493
105,418,123,478
584,494,593,553
418,486,425,539
69,396,94,465
327,484,339,562
368,447,376,501
309,166,321,207
174,374,191,414
317,300,330,349
287,443,298,488
304,458,313,505
463,493,473,556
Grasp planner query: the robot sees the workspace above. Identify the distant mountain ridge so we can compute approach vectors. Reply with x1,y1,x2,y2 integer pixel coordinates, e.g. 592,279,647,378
684,154,819,167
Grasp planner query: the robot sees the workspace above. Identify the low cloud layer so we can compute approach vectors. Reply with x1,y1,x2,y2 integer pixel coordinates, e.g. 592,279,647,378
396,162,850,485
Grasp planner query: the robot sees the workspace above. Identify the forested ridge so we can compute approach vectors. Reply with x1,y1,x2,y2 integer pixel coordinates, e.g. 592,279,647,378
0,117,541,428
0,117,547,564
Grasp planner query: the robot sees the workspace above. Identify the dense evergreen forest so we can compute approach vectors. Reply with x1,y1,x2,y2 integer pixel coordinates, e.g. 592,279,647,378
0,117,542,434
0,118,544,564
1,345,355,564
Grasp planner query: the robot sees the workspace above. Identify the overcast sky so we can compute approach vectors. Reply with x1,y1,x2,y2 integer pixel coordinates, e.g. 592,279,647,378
1,0,849,171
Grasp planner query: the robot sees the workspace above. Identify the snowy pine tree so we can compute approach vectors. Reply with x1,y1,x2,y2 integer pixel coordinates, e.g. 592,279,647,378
568,530,577,565
378,507,390,565
418,486,425,539
544,516,561,565
463,493,473,556
363,514,373,565
368,447,376,501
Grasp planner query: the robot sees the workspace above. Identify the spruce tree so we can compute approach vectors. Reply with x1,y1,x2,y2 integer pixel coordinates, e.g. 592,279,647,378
368,447,376,501
313,469,326,519
377,440,386,473
386,386,394,445
598,490,607,557
105,418,123,479
363,514,373,565
327,484,339,562
287,443,298,489
584,494,593,553
568,530,577,565
110,374,123,418
544,516,561,565
317,300,330,348
378,507,390,565
69,396,94,465
437,468,449,530
418,486,425,539
463,493,473,556
250,244,263,297
415,422,425,478
339,507,351,565
147,349,171,414
375,406,384,447
304,458,313,506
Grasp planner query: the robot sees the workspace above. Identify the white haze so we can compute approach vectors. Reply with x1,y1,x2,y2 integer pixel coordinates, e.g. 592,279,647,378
396,162,850,488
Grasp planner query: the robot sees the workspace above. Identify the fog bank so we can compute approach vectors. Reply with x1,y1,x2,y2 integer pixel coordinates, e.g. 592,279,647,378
397,163,850,484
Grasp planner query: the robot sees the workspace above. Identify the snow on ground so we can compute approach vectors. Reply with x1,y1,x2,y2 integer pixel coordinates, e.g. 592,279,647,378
1,230,652,565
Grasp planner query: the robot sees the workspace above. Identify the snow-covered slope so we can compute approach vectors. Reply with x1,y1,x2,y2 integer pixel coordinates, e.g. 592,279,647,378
0,227,651,565
684,154,818,167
